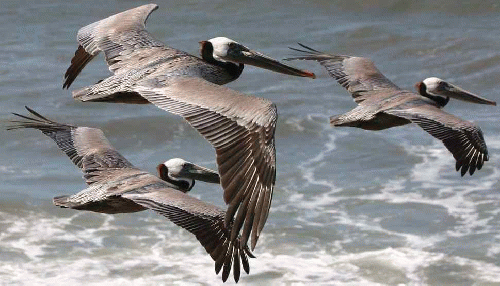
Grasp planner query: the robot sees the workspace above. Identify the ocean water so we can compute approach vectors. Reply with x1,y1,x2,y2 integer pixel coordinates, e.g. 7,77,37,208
2,0,500,285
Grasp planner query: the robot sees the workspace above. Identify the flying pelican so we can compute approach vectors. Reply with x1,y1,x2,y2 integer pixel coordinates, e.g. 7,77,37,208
8,107,253,283
287,44,496,176
63,4,315,103
63,4,314,251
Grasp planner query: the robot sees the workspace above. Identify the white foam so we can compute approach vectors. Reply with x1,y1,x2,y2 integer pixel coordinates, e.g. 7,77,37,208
297,131,347,190
1,184,500,285
0,210,235,285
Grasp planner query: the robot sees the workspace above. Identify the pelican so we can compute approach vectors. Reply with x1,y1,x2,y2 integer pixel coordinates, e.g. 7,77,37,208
63,4,315,103
287,44,496,176
63,4,313,251
8,107,253,283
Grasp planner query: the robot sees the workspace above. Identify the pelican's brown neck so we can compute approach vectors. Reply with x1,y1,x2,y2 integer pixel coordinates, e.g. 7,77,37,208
199,41,244,81
416,81,450,107
156,163,193,192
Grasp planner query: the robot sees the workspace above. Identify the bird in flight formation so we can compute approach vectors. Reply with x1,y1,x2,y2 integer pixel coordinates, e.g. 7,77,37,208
62,4,315,261
287,44,496,176
8,107,252,282
12,3,315,283
9,3,497,284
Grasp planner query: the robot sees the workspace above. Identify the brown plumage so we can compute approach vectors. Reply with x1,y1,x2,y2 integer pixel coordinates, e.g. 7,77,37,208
134,78,277,250
287,44,496,176
8,107,254,283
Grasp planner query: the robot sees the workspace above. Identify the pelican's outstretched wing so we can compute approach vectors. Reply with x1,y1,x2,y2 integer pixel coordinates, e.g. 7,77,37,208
287,44,402,104
124,189,254,282
64,4,188,89
386,105,489,176
8,106,134,185
134,77,277,251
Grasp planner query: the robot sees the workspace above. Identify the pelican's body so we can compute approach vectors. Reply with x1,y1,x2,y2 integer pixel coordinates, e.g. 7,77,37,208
63,4,315,251
288,44,496,176
9,107,251,283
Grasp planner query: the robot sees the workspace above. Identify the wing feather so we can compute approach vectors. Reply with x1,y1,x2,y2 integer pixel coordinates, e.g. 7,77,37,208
134,77,277,250
64,4,171,88
8,107,134,184
287,44,401,103
386,105,489,176
124,190,253,282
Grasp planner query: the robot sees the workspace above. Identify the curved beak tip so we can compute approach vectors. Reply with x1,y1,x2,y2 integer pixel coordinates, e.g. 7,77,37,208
305,71,316,79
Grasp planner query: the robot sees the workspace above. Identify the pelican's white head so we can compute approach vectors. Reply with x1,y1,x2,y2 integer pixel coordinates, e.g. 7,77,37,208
207,37,241,62
422,77,445,94
163,158,188,178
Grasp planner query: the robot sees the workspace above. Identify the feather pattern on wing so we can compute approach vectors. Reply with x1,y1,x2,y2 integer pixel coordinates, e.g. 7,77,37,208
8,107,133,184
134,77,277,250
386,104,489,176
287,43,401,103
64,4,177,88
124,190,254,282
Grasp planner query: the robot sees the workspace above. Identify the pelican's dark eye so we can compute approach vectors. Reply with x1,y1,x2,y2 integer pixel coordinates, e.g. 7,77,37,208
438,81,447,90
228,42,236,49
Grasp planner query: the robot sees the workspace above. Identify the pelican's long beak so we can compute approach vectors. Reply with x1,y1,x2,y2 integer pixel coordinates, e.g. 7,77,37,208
184,163,221,184
440,82,496,106
227,48,316,78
